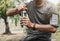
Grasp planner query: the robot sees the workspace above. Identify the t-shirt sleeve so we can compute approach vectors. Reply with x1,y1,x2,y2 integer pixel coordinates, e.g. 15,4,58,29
49,4,59,28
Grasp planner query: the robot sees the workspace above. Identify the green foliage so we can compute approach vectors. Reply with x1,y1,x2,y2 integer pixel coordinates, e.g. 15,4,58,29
0,0,27,26
10,14,20,26
57,0,60,14
0,0,15,18
0,0,21,26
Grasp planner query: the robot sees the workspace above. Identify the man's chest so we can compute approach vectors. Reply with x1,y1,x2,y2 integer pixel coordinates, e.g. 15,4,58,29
27,6,51,24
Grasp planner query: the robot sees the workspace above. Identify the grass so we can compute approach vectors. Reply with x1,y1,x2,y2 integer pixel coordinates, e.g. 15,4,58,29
52,26,60,41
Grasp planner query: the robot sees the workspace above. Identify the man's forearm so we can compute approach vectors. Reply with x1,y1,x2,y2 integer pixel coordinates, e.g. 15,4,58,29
6,8,21,16
33,24,56,33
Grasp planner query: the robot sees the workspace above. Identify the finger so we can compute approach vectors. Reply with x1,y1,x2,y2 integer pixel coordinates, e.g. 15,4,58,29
21,21,28,23
20,22,22,24
21,19,29,22
20,22,26,26
23,7,27,10
20,17,26,20
21,18,29,21
21,17,27,19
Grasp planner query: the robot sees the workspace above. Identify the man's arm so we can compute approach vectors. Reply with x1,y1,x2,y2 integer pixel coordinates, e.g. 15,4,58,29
6,4,27,16
21,17,57,33
6,8,20,16
20,16,58,33
20,17,57,33
33,24,57,33
34,14,59,33
33,4,59,33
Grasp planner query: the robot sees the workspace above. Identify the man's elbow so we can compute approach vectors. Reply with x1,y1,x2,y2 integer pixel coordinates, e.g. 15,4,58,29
6,11,15,16
6,13,10,16
6,10,12,16
6,12,9,16
51,27,57,33
6,8,17,16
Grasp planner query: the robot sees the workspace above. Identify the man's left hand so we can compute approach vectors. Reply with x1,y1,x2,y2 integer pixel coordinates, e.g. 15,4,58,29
20,17,34,28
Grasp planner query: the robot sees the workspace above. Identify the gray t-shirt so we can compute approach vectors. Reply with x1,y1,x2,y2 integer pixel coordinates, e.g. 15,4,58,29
23,1,59,41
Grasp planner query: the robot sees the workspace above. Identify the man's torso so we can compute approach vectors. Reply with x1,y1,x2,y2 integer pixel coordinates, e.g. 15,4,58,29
24,1,55,41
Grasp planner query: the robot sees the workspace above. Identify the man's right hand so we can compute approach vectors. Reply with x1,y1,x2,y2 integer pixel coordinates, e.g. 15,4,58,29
6,4,27,16
17,4,27,11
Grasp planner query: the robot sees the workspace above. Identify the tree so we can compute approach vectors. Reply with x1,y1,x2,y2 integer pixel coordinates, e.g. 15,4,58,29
0,0,28,34
0,0,15,34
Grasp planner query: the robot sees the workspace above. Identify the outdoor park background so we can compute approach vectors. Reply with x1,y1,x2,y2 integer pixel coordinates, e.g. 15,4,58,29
0,0,60,41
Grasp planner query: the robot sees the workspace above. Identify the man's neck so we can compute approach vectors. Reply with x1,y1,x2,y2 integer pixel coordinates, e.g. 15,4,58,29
33,0,44,7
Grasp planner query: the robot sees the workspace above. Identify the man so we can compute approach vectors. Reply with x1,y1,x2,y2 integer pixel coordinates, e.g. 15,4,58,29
6,0,59,41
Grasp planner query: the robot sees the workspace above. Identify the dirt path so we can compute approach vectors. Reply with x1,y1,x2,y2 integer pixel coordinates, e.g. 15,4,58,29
0,31,26,41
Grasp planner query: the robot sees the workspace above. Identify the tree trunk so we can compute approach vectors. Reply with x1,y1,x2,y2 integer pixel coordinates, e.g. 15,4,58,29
3,16,11,34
